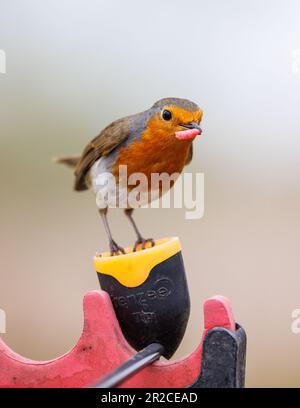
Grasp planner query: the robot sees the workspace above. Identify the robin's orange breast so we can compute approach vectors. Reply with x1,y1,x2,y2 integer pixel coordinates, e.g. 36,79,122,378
112,129,192,186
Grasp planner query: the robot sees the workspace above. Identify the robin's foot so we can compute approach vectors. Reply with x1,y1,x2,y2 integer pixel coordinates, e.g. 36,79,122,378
133,238,155,251
110,240,125,256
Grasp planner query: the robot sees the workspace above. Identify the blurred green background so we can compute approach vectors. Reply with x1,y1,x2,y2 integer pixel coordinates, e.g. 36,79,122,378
1,0,300,387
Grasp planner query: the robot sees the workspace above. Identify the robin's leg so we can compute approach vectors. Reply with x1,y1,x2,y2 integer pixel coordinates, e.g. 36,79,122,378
124,209,155,251
99,208,125,256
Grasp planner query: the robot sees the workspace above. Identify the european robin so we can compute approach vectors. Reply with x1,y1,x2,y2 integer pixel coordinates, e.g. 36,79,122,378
56,97,203,255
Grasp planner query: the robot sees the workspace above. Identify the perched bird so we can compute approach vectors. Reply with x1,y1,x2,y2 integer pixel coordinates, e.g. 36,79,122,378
56,97,203,255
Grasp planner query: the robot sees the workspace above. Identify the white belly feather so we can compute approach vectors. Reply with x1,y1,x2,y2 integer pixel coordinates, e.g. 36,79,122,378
91,157,160,209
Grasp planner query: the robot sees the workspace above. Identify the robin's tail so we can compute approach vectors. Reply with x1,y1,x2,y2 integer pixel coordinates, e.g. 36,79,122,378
53,155,80,168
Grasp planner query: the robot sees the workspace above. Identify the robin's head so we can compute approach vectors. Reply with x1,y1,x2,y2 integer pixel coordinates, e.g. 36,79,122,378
147,97,203,141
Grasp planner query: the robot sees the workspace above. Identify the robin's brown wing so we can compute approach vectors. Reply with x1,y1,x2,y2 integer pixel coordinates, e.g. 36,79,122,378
74,118,130,191
185,143,193,166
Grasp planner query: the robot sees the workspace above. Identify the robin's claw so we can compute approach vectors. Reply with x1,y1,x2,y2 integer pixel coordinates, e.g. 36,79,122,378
110,240,125,256
133,238,155,252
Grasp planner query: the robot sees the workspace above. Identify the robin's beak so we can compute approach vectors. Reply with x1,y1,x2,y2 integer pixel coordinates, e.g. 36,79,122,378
175,122,202,140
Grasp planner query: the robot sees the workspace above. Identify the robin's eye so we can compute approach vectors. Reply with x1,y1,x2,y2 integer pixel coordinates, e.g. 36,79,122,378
162,109,172,121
